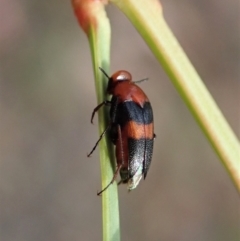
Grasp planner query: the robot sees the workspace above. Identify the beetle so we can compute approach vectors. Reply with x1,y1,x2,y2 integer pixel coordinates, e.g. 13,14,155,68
88,67,155,195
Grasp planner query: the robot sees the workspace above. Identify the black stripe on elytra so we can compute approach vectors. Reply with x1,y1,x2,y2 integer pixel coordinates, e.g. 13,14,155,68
110,100,153,126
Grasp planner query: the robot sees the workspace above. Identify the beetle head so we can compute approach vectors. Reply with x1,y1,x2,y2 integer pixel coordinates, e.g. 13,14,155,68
99,68,132,95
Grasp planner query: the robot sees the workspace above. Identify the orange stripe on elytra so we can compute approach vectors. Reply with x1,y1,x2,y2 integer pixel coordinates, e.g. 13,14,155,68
123,121,154,139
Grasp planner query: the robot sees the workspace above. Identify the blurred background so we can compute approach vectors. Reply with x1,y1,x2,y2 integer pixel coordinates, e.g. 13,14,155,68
0,0,239,240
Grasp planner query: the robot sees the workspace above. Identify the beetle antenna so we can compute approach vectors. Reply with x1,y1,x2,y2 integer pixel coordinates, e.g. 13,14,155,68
134,77,148,84
99,67,110,79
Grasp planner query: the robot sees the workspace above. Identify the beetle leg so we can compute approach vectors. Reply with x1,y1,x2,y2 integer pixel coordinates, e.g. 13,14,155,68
117,180,122,185
90,100,111,124
117,124,125,168
87,123,111,157
88,97,118,156
97,164,122,196
97,125,123,195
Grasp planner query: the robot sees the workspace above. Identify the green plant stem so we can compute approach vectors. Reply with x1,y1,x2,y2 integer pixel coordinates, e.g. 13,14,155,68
72,0,120,241
88,16,120,241
71,1,121,240
112,0,240,191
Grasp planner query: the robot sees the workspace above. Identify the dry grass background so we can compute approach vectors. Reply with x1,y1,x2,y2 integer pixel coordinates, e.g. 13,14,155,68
0,0,239,240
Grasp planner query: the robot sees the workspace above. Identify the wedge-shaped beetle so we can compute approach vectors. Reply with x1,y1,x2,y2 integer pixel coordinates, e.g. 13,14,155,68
88,67,155,195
